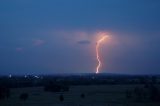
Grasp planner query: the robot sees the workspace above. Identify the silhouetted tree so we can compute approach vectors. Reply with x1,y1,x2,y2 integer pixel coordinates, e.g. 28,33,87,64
81,93,85,99
19,93,28,101
151,76,157,84
59,94,64,102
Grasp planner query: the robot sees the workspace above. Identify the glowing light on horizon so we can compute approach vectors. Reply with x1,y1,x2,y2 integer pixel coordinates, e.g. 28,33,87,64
96,35,109,74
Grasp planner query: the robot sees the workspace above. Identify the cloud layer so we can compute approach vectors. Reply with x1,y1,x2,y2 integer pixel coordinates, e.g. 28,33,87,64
0,0,160,75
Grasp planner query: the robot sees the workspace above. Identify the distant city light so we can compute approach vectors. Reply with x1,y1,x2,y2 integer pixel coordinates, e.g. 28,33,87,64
34,75,39,78
9,74,12,78
24,75,27,78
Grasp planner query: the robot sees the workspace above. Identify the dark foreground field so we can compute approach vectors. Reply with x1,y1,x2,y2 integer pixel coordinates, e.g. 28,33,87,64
0,74,160,106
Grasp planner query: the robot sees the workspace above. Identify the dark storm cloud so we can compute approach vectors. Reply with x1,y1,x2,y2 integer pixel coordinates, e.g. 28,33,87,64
77,40,91,45
0,0,160,75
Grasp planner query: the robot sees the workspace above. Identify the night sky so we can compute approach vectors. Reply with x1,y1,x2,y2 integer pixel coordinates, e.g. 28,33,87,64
0,0,160,75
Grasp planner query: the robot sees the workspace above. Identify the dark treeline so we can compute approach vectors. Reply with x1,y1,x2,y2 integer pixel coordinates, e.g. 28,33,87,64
0,74,160,88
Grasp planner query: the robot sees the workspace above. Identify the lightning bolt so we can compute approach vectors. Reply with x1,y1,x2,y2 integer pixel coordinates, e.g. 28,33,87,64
96,36,108,74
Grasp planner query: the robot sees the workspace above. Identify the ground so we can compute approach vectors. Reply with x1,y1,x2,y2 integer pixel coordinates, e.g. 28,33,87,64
0,85,160,106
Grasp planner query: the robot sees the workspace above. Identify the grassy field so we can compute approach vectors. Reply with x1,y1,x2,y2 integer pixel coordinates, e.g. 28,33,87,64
0,85,160,106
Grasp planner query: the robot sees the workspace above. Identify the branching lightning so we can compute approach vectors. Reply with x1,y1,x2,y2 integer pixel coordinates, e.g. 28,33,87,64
96,36,108,74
